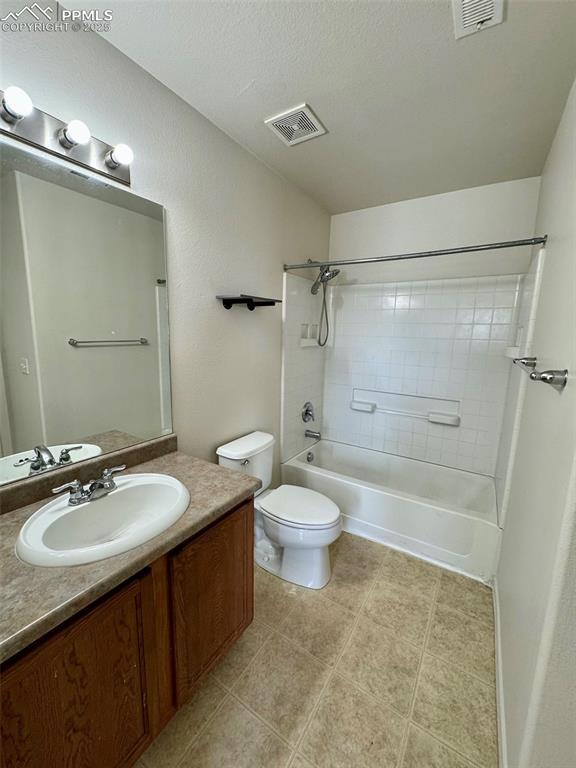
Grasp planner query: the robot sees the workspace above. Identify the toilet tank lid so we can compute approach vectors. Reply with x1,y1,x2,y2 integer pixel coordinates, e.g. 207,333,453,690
216,431,275,460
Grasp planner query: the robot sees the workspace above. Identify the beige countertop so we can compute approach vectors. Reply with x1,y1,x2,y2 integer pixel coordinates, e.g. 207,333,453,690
0,451,260,665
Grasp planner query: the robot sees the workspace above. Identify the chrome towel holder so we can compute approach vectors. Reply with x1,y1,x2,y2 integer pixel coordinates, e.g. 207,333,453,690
513,357,568,391
68,337,149,347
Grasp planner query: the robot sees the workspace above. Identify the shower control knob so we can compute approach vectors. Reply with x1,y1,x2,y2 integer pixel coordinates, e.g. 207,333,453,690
302,401,315,422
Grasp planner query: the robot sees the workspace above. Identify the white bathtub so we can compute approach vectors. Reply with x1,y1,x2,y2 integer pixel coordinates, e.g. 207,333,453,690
282,441,501,582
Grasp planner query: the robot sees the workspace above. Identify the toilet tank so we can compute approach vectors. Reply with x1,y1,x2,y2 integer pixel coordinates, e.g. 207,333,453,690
216,431,275,495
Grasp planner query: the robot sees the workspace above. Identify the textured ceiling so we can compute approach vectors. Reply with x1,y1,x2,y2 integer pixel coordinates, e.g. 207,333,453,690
93,0,576,213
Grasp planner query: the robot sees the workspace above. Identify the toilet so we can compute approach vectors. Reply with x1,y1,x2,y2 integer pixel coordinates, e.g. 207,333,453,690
217,431,341,589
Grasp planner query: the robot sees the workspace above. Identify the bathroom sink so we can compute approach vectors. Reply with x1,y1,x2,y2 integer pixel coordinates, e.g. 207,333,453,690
16,473,190,567
0,443,102,485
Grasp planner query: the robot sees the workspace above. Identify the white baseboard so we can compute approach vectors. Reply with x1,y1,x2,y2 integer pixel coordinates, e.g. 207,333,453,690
493,578,508,768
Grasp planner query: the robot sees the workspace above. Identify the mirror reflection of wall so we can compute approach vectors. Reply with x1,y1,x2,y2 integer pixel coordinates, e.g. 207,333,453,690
0,146,171,485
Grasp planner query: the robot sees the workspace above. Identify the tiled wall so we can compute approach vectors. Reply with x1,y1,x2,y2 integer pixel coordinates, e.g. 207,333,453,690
281,275,327,461
322,275,522,475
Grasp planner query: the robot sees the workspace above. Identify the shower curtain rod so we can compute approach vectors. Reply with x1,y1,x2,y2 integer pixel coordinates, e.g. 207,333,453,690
283,236,547,271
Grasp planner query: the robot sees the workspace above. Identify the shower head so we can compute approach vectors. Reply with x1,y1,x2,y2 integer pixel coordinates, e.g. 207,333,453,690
311,265,341,294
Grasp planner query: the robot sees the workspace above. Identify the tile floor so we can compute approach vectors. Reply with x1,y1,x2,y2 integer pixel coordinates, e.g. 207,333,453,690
137,533,498,768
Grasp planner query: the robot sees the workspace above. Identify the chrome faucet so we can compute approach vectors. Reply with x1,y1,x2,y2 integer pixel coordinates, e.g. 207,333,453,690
52,465,126,506
34,444,57,468
14,444,83,476
305,429,321,440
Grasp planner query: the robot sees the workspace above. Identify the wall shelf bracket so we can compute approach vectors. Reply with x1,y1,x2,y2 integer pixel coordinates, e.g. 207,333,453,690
216,294,282,311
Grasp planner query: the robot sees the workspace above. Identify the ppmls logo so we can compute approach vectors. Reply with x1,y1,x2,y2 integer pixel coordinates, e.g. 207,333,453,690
1,3,52,21
1,2,113,31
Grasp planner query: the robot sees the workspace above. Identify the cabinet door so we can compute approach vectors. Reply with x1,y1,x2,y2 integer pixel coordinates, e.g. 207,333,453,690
1,578,151,768
171,501,254,704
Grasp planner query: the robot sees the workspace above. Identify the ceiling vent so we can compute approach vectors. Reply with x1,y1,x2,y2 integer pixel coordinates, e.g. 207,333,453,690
265,104,327,146
452,0,504,38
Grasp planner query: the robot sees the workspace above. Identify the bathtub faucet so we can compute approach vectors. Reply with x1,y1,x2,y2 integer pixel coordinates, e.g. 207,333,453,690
305,429,321,440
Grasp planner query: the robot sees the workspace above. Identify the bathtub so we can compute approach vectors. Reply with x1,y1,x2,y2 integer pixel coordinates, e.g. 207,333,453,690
282,441,501,582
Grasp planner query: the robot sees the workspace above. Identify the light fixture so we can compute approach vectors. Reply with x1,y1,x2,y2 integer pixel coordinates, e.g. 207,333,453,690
0,88,131,184
1,86,33,123
105,143,134,168
59,119,91,148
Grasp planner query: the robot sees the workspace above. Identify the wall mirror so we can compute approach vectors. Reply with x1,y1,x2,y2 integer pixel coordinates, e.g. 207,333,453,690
0,140,171,487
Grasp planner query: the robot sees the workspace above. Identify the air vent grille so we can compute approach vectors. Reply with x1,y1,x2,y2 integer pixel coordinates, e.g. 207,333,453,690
463,0,494,28
265,104,327,146
452,0,504,38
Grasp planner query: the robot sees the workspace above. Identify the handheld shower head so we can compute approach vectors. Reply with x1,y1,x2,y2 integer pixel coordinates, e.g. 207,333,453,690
310,265,340,295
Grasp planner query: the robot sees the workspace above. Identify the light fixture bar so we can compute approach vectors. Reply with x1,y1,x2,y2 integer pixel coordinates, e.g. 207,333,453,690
0,89,131,186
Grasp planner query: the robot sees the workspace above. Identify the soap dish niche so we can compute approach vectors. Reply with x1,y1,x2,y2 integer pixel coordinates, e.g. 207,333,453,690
300,323,319,347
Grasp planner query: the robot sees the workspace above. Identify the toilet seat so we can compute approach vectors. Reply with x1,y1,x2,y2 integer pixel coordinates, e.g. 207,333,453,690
257,485,340,530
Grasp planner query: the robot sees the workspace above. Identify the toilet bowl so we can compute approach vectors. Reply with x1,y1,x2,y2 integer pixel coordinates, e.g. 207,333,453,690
217,432,342,589
256,485,341,588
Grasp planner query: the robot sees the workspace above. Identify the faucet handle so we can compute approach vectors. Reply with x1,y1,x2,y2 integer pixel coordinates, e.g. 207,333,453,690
99,465,126,489
102,465,126,478
52,479,83,495
302,401,315,423
58,445,83,461
52,479,88,505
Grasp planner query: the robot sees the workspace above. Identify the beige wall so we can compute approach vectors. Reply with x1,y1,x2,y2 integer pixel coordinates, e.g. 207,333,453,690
0,20,330,471
496,80,576,768
329,178,541,284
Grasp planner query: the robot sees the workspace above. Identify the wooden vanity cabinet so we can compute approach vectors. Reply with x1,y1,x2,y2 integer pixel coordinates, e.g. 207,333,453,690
0,499,254,768
1,578,151,768
171,500,254,704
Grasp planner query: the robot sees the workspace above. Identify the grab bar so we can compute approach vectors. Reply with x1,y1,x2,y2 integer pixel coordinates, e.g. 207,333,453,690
68,337,149,347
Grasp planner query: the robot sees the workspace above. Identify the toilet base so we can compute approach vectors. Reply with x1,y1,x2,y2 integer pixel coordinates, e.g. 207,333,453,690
281,545,331,589
255,539,331,589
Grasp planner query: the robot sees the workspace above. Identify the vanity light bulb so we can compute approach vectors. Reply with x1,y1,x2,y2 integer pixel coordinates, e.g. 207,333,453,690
106,143,134,168
60,119,91,148
1,86,33,122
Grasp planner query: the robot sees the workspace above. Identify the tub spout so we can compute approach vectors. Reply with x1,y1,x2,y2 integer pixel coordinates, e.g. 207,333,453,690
305,429,321,440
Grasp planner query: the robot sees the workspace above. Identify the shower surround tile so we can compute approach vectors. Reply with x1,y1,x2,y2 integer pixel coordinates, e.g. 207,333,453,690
321,275,521,475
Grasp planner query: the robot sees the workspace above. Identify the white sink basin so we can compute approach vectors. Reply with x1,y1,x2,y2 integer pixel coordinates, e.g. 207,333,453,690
16,473,190,567
0,443,102,485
